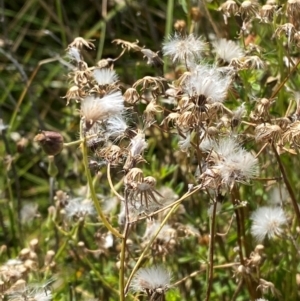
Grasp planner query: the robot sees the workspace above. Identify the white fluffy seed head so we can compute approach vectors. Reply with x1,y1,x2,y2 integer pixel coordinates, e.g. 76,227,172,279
65,198,95,219
81,91,124,125
162,33,206,64
213,39,244,63
201,137,259,186
130,265,171,293
250,206,287,242
184,65,231,103
105,114,128,140
93,68,119,86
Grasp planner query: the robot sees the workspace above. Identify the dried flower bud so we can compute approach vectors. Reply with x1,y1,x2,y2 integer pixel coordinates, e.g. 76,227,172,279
44,250,55,266
190,7,202,22
34,131,64,156
16,137,28,153
29,239,39,251
174,20,186,33
124,87,140,104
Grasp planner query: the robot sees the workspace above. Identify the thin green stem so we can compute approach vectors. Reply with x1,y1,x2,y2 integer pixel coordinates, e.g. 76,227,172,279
80,121,123,238
205,201,217,301
271,144,300,226
124,202,181,294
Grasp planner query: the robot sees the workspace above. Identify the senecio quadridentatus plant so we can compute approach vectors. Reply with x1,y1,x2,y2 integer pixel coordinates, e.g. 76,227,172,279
29,1,300,301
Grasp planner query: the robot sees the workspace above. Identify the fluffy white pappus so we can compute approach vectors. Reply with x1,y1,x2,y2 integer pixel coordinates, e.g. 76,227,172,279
130,265,171,293
250,206,287,242
162,33,206,64
65,198,95,219
200,137,240,157
201,137,258,185
32,290,52,301
67,46,82,62
81,91,124,124
213,38,244,63
178,131,191,152
105,114,128,140
130,132,148,156
93,68,119,86
184,65,231,103
216,149,259,186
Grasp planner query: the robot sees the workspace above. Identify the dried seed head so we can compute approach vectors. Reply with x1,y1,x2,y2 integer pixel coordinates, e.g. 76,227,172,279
112,39,142,52
218,1,239,24
124,87,140,104
240,1,259,20
124,168,144,185
286,0,300,20
68,37,95,50
144,100,163,124
141,49,164,67
34,131,64,156
242,55,265,69
260,4,276,23
255,123,282,143
275,23,296,45
255,97,274,117
257,278,281,297
282,120,300,147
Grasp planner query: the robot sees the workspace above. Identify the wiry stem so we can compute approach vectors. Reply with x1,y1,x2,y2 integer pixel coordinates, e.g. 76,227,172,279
271,144,300,225
80,121,123,238
205,201,217,301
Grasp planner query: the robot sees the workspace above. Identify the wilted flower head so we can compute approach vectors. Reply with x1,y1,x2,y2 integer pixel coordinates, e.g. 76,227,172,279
81,91,124,128
213,39,244,63
93,68,118,86
130,265,171,297
184,64,232,104
250,206,287,242
162,33,206,64
218,1,239,24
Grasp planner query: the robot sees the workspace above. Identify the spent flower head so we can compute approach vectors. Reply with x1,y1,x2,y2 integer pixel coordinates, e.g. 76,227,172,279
250,206,287,242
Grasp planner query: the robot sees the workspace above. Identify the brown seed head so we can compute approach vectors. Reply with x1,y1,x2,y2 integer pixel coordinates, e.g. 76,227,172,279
34,131,64,156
